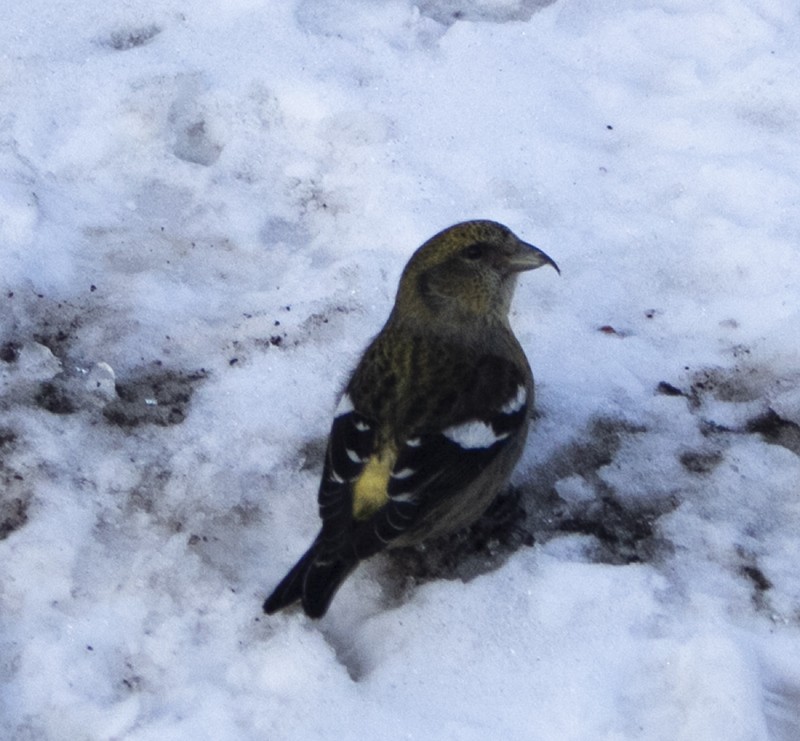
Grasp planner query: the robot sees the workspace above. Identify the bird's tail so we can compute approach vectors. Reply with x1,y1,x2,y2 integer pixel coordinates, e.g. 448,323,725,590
263,538,357,619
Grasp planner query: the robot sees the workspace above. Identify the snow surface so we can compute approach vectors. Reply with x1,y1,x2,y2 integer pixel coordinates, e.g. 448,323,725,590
2,0,800,739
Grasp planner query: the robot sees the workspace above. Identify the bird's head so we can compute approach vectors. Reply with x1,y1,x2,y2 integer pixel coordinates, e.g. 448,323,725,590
393,220,559,331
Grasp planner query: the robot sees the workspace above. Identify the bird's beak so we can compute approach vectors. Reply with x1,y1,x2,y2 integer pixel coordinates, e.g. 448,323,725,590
508,240,560,275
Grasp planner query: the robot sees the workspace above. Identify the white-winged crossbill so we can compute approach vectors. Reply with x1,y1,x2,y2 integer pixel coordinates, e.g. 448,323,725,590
264,220,558,618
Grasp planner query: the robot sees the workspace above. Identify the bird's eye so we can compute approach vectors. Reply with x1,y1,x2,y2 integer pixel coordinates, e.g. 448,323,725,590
462,242,487,260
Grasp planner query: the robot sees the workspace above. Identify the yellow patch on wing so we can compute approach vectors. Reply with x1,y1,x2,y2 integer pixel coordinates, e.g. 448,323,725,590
353,451,395,520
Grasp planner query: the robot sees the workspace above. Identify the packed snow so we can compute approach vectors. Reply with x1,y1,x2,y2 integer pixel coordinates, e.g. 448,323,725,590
2,1,800,739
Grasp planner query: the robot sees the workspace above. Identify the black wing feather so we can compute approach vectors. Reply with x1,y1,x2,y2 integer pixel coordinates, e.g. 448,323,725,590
354,380,529,556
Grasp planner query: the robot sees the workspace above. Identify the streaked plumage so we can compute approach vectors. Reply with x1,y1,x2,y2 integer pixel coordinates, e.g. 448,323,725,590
264,220,558,618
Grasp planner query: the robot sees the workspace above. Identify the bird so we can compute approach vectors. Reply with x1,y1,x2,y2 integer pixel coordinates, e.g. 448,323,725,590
263,220,559,618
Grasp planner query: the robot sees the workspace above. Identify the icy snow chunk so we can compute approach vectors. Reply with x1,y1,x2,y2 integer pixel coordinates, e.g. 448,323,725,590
554,474,596,505
172,119,223,167
770,385,800,426
16,342,62,381
84,362,117,403
168,83,224,167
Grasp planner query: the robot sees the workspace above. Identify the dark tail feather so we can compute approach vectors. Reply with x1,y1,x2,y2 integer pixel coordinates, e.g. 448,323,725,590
263,541,319,615
301,556,357,619
263,539,357,619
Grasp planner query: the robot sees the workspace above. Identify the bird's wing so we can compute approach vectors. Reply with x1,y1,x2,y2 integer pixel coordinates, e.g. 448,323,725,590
316,392,375,546
317,355,530,559
356,369,531,557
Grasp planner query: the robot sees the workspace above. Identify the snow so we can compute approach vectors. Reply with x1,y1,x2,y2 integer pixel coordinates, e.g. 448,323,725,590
1,0,800,738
